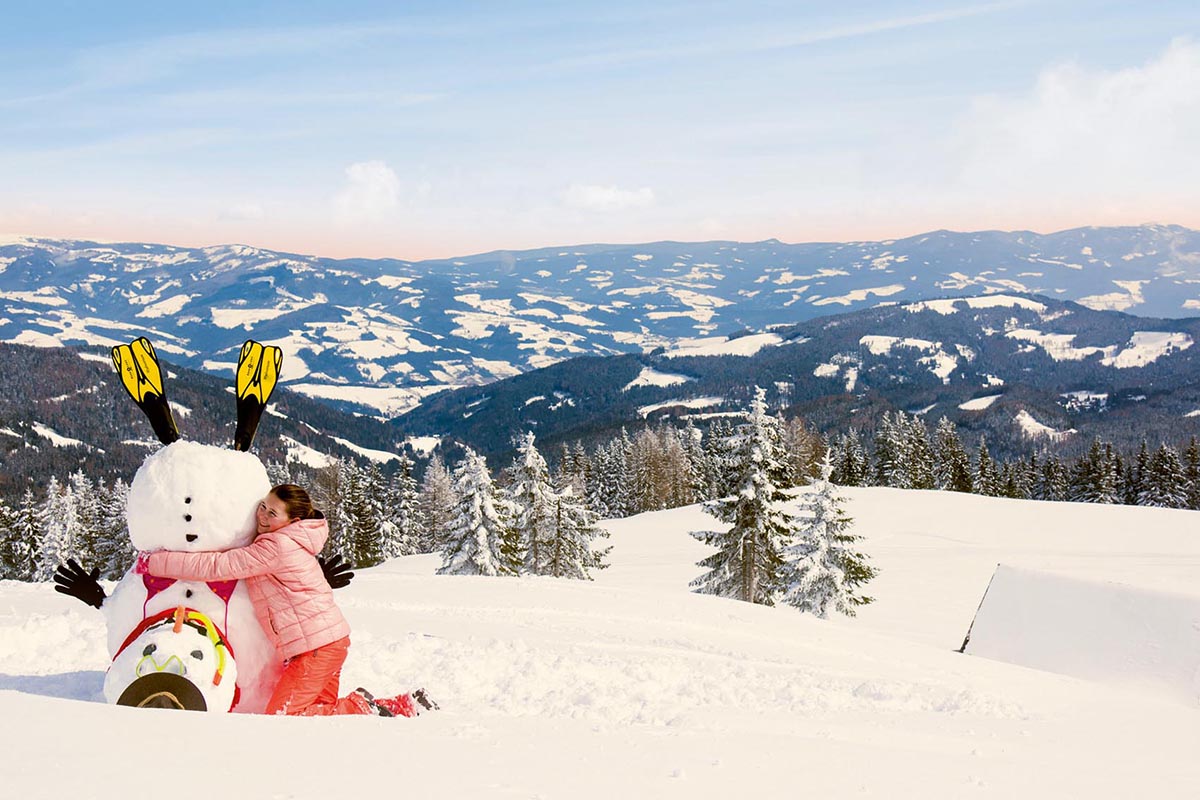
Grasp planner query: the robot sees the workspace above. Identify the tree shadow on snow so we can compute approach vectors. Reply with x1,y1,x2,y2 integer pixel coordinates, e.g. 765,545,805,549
0,671,105,702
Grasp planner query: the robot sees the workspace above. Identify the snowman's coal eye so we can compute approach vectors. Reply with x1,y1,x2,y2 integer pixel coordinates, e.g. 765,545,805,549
190,650,204,660
142,644,157,657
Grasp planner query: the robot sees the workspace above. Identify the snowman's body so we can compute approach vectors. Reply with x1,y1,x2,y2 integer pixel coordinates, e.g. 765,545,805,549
101,440,284,713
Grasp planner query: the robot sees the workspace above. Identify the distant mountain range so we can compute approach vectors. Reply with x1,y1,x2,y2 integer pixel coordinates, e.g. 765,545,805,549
6,289,1198,494
2,224,1199,419
393,293,1200,463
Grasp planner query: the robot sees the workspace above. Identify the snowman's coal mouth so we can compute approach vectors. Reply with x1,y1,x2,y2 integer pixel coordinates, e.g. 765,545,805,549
186,534,198,542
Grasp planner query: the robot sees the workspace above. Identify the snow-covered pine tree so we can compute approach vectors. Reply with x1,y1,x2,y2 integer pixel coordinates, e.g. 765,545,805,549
614,428,635,517
569,441,592,497
547,482,611,579
680,421,711,501
553,442,589,501
362,462,401,562
509,432,557,575
901,414,935,490
1130,439,1151,505
553,443,575,497
336,459,364,562
1184,438,1200,510
68,470,101,567
265,459,294,487
1093,442,1120,504
972,438,999,497
831,429,869,487
0,497,16,579
418,453,456,552
874,412,909,488
999,461,1030,499
8,489,41,581
95,478,133,579
690,387,791,605
703,417,737,499
324,458,355,561
585,442,616,519
352,462,389,566
1140,443,1187,508
1117,459,1136,505
438,447,518,576
933,417,972,492
1038,453,1069,502
1067,440,1099,502
381,454,422,559
584,432,630,518
780,455,876,617
36,476,73,581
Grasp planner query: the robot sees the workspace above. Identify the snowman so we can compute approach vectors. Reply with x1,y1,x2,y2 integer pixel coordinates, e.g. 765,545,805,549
54,337,351,712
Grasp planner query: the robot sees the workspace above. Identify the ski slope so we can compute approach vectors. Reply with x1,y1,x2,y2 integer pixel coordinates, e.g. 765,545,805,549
3,488,1200,798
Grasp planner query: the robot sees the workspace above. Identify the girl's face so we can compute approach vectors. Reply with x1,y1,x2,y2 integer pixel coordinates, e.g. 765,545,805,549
256,493,297,535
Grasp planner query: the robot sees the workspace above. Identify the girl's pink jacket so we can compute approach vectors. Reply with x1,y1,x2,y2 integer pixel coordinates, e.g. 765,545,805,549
145,517,351,660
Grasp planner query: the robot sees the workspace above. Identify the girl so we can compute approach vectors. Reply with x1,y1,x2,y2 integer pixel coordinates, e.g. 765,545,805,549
137,484,435,718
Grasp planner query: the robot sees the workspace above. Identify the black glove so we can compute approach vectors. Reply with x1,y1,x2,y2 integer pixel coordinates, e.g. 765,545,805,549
318,554,355,590
53,559,106,609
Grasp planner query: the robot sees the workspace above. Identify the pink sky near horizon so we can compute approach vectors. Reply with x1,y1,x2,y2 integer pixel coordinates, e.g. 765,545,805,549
5,205,1195,262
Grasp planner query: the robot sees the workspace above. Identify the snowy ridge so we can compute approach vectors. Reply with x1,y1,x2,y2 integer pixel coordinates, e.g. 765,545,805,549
860,335,959,383
1014,410,1076,441
958,394,1002,411
1007,328,1193,367
904,295,1049,316
637,396,724,418
660,333,783,358
622,366,693,391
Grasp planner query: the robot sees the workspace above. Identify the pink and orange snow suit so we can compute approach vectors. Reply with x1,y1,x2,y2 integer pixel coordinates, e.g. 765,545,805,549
145,516,369,716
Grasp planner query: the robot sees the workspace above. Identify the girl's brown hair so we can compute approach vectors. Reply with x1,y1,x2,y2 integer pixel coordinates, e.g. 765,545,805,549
269,484,323,521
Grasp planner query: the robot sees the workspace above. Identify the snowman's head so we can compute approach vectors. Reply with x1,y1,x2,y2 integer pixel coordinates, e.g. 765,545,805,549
104,606,240,712
127,440,271,552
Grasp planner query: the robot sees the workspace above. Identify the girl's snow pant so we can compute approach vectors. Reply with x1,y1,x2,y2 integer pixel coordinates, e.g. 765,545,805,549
265,636,370,716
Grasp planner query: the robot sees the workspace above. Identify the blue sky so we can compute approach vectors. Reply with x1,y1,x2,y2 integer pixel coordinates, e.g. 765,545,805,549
1,1,1198,259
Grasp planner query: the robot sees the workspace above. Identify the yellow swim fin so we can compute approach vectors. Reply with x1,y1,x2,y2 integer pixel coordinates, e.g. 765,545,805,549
111,338,180,445
233,340,283,451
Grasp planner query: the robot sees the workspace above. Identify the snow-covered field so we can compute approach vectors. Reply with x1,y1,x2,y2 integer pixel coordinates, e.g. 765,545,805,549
3,488,1200,798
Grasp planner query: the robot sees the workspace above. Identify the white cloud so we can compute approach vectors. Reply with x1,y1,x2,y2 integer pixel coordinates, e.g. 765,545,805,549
563,183,655,212
952,37,1200,207
334,160,401,224
221,202,264,221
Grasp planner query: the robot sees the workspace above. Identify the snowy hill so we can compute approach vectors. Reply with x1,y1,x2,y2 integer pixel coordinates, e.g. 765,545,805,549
3,225,1200,418
395,293,1200,460
3,488,1200,798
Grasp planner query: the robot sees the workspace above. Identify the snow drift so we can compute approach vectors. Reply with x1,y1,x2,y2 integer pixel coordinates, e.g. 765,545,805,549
962,564,1200,705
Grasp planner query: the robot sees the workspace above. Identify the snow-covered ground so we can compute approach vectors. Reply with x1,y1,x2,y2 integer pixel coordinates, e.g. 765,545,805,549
3,488,1200,798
